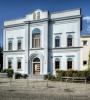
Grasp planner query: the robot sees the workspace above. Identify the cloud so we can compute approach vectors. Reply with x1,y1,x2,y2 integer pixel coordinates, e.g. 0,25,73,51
83,16,90,33
83,16,90,23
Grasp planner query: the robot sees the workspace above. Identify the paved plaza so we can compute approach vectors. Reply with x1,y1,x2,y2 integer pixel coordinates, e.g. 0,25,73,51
0,78,90,100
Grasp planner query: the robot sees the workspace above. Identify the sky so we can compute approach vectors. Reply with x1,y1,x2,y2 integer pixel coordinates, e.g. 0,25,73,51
0,0,90,46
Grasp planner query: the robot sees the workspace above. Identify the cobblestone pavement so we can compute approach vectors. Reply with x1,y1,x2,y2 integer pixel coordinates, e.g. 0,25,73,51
0,78,90,100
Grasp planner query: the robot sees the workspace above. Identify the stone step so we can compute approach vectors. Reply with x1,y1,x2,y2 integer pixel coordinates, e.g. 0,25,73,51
28,75,44,80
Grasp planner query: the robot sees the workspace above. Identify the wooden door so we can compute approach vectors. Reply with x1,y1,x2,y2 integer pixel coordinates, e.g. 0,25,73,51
33,63,40,75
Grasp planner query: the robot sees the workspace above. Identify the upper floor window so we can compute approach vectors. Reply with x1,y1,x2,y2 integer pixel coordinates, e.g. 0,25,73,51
33,12,36,20
8,58,12,68
8,39,13,50
55,58,60,69
67,58,72,70
55,36,60,47
17,58,22,69
83,40,87,46
32,28,40,48
17,39,22,50
83,60,87,65
67,35,72,47
37,12,40,20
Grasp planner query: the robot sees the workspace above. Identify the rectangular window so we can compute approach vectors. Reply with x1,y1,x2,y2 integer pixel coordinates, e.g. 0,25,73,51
8,40,12,50
33,38,40,48
37,12,40,20
8,59,12,68
55,61,60,69
67,38,72,47
67,60,72,70
35,38,39,47
17,40,22,50
83,60,87,65
17,59,21,69
33,13,36,20
55,39,60,47
83,40,87,46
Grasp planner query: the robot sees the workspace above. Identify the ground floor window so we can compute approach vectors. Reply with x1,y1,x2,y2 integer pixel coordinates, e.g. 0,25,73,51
55,58,60,69
8,59,12,68
67,58,72,70
17,59,22,69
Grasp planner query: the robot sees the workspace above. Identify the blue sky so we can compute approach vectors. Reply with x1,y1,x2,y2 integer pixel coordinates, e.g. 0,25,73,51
0,0,90,45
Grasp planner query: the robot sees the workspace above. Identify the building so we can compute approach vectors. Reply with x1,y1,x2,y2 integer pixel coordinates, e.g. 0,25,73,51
80,35,90,70
3,8,87,76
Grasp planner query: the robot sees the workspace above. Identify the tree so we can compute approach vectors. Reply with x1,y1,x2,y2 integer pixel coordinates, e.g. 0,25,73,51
88,51,90,70
0,44,3,72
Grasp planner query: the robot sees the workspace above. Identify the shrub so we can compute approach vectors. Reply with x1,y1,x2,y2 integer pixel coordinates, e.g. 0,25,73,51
56,70,90,81
7,68,14,78
22,74,28,79
1,69,8,73
72,71,78,77
44,74,56,81
15,73,22,79
48,75,56,81
44,75,48,80
56,70,64,81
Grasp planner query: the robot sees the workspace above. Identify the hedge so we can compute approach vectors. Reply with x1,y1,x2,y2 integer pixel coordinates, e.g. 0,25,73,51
1,68,14,78
56,70,90,80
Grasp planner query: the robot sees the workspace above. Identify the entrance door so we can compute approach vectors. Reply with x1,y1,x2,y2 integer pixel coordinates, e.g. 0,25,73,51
33,57,40,75
33,63,40,75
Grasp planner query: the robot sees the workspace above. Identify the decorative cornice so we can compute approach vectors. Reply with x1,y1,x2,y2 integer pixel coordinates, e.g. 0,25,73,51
50,15,81,22
29,48,44,50
3,50,25,52
4,15,81,28
49,46,82,50
4,23,25,28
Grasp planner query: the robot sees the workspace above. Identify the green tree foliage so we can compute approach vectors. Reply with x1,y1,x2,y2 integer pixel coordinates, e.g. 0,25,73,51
7,68,14,78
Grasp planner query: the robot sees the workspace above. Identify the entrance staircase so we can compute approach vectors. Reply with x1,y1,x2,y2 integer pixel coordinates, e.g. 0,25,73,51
28,75,44,81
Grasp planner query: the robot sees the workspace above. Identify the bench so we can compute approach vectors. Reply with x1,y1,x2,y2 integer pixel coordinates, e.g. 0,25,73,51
61,77,86,84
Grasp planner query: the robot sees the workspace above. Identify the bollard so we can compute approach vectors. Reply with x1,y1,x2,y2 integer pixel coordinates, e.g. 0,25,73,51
26,77,29,87
46,79,48,88
9,77,12,90
66,78,68,89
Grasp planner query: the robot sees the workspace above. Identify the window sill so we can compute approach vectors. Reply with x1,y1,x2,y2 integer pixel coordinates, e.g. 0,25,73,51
30,48,44,50
4,50,25,52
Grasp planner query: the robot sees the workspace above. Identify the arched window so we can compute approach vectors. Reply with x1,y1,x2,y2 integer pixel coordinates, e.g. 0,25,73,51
67,35,72,47
33,57,40,62
55,36,60,47
33,12,36,20
37,12,40,20
32,28,40,48
55,58,60,69
67,58,72,70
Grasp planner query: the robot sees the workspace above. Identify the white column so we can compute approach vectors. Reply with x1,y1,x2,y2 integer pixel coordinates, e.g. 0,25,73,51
43,21,48,74
24,22,30,74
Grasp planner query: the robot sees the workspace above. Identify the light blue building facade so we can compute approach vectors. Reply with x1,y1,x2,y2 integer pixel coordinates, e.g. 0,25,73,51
3,9,82,76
